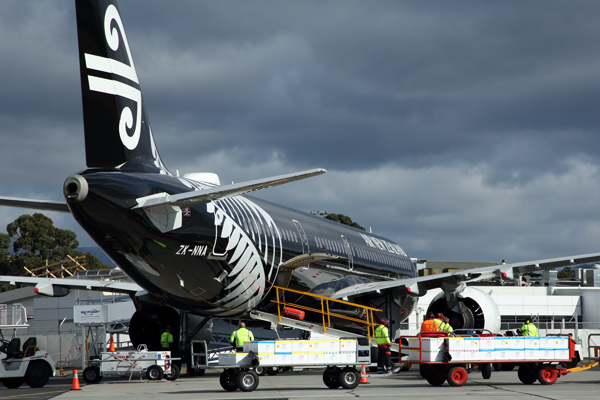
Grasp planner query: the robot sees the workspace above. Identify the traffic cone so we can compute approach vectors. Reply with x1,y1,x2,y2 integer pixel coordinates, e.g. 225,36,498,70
359,365,369,384
108,336,115,352
71,369,81,390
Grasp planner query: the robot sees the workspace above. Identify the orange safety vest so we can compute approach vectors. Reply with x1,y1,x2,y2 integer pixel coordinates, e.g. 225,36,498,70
421,318,442,331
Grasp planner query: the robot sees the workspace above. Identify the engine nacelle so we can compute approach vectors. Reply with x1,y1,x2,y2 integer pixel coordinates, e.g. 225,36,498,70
426,287,500,333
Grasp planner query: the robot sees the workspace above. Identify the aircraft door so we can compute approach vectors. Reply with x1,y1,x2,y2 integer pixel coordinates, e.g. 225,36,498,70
341,235,354,271
292,220,310,254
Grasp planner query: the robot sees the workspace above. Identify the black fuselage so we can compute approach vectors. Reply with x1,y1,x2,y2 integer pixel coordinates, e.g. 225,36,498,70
66,169,417,318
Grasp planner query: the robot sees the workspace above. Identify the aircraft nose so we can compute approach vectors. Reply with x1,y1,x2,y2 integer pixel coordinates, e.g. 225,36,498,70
64,174,89,203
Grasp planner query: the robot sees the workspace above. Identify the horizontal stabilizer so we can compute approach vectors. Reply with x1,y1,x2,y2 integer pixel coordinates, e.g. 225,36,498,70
135,168,327,211
0,196,70,213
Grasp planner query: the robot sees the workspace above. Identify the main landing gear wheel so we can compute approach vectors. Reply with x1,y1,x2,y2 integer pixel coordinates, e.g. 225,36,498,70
538,365,558,385
447,366,468,387
517,364,538,385
237,370,259,392
220,369,239,391
339,367,360,390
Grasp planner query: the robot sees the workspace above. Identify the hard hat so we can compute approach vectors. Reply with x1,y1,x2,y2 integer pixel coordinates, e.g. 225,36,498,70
443,317,449,322
436,313,444,319
380,319,388,325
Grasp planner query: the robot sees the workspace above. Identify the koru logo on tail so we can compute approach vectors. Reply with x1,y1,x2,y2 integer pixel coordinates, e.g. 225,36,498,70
84,4,141,150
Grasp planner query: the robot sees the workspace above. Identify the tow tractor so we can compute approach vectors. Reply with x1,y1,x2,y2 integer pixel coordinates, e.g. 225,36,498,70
401,330,598,387
0,305,56,389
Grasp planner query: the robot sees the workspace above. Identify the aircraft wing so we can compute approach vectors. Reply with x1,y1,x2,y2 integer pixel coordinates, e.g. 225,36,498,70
330,252,600,299
135,168,326,210
0,196,70,213
0,275,141,296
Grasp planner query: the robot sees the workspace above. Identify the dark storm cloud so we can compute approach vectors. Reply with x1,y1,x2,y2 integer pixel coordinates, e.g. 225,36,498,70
2,0,600,262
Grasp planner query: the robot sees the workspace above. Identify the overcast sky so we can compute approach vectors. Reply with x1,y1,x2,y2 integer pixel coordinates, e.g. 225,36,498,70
2,0,600,264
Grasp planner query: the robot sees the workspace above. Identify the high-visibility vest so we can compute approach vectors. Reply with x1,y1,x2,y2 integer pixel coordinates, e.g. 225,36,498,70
231,328,254,347
421,318,442,331
374,325,391,345
161,331,173,348
521,323,538,336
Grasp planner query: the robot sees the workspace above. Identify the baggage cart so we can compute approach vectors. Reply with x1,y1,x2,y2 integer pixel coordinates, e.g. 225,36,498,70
213,337,372,392
400,331,576,387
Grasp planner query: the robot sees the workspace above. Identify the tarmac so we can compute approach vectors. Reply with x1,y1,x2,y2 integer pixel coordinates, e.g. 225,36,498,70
1,366,599,400
0,367,600,400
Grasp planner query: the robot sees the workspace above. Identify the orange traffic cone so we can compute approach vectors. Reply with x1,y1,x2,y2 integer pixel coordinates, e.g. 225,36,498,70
359,365,369,384
109,336,115,352
71,369,81,390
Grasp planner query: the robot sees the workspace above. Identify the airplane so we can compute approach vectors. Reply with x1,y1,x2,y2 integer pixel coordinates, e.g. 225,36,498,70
2,0,600,369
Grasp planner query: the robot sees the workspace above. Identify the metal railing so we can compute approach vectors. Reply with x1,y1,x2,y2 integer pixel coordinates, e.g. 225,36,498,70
270,285,381,340
0,304,28,327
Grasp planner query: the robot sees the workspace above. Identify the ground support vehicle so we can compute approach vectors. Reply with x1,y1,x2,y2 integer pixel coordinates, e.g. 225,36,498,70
0,336,56,389
214,338,371,392
82,348,179,383
401,333,578,387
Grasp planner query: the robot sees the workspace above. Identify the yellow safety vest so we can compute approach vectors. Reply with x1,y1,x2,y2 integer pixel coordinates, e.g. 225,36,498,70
521,323,538,336
231,328,254,347
161,331,173,348
374,325,391,345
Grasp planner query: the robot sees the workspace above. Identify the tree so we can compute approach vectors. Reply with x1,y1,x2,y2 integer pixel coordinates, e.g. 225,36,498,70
324,213,365,231
1,213,112,279
557,267,571,279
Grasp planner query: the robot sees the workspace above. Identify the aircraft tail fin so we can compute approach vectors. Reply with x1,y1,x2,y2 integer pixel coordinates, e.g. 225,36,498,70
75,0,169,173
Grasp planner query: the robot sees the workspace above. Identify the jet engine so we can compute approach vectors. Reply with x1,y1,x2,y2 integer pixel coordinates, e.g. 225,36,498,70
426,286,500,332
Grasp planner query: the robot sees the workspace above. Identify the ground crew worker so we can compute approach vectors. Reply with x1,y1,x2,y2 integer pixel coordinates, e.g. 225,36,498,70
421,313,442,331
374,319,392,373
230,322,254,351
161,325,174,350
440,317,453,332
501,260,506,265
520,319,539,336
